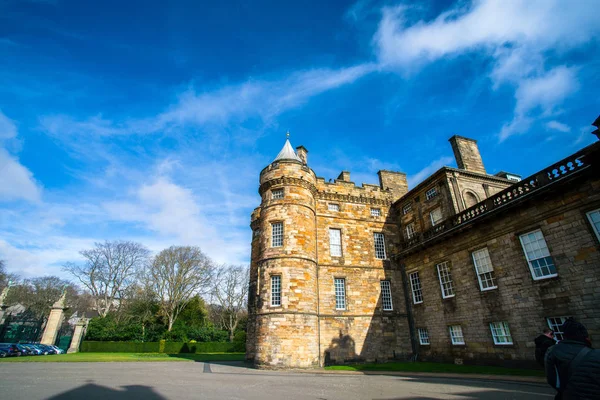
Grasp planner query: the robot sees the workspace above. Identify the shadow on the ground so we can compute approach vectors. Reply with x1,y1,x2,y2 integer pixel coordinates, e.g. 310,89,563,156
47,383,165,400
372,375,555,400
164,353,252,366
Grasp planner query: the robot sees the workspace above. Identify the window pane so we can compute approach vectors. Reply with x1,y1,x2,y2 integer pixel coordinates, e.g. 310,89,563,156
374,233,386,259
472,248,496,290
426,187,438,200
418,328,430,345
328,203,340,212
329,229,342,257
272,189,284,199
409,272,423,304
586,209,600,242
271,275,281,306
334,278,346,310
449,325,464,344
371,208,381,217
490,321,513,345
272,222,283,247
406,223,416,239
547,316,570,341
430,208,443,226
437,262,454,298
519,230,556,279
380,281,393,311
403,203,412,215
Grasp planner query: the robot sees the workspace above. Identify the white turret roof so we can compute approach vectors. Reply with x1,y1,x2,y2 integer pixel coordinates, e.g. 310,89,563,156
273,138,302,162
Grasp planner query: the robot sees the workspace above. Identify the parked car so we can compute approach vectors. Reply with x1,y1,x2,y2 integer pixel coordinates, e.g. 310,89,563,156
15,344,35,356
35,344,57,355
20,344,43,355
50,345,65,354
0,344,22,357
0,349,7,358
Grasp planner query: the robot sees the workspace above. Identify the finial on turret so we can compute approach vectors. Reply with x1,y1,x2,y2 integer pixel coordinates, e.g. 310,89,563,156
286,130,290,139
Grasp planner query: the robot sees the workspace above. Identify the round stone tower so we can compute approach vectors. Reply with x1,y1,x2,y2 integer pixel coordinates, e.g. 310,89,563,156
246,137,319,368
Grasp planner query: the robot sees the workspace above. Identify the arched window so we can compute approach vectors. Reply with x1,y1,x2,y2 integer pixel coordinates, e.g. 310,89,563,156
464,191,479,208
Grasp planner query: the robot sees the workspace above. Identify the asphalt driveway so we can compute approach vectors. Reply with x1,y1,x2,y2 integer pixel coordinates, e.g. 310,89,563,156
0,361,555,399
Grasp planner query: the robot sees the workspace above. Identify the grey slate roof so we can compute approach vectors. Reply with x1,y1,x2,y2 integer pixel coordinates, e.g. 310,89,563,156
273,139,302,162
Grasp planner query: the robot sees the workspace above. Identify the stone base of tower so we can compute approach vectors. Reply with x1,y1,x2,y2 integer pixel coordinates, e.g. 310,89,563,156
251,313,320,369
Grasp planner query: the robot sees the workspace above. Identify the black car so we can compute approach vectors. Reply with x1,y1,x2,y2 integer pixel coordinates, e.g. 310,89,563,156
34,344,57,355
0,344,22,357
15,344,35,356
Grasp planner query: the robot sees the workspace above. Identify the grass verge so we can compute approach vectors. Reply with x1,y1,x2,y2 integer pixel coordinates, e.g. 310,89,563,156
0,352,245,363
325,362,545,377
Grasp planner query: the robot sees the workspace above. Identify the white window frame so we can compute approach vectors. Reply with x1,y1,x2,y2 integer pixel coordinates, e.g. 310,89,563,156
430,207,443,226
519,229,557,280
334,278,346,310
271,222,283,247
373,232,387,259
547,316,570,341
271,275,281,306
271,188,284,200
490,321,513,345
329,228,342,257
418,328,430,345
328,203,340,212
436,261,455,298
449,325,465,345
371,208,381,217
402,203,412,215
426,187,438,200
409,271,423,304
586,209,600,243
471,247,497,291
405,222,416,239
380,280,393,311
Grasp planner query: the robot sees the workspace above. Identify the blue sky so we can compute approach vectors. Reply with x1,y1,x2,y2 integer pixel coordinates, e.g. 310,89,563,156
1,0,599,278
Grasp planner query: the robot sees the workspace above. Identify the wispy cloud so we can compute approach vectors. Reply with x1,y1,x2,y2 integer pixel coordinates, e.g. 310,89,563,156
407,156,454,188
546,120,571,133
372,0,598,141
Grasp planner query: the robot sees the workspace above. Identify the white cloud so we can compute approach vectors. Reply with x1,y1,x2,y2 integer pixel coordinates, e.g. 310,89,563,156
408,156,454,188
40,64,376,139
372,0,598,141
0,110,18,140
546,120,571,133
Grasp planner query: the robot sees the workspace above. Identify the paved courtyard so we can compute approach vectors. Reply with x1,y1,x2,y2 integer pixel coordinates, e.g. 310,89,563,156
0,361,555,399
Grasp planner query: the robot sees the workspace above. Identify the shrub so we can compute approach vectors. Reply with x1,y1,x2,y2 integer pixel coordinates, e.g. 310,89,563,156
80,341,245,353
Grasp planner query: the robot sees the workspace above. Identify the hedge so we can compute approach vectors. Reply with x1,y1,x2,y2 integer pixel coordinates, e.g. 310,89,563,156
81,341,245,353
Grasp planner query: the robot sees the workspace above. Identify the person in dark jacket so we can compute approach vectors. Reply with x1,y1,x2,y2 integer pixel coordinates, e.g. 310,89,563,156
545,318,600,399
535,327,556,366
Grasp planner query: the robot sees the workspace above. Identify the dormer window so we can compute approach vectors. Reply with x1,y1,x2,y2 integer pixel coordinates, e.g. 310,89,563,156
425,187,438,200
272,189,284,200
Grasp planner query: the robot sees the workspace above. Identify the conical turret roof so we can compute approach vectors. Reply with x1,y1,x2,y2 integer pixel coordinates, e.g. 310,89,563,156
273,138,302,162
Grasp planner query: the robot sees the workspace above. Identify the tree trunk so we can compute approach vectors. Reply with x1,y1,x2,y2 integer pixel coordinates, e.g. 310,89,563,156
168,316,174,332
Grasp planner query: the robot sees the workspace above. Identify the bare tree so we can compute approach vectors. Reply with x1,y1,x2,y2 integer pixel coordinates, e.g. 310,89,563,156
64,240,149,317
211,264,249,342
149,246,214,331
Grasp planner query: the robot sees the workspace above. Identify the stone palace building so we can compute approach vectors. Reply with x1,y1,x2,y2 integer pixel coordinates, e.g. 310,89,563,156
246,122,600,369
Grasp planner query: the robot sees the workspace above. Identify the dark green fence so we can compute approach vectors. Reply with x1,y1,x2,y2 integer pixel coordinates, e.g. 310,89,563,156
80,341,245,353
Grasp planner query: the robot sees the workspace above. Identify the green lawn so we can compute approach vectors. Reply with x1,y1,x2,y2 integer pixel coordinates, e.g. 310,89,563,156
0,352,245,363
325,362,545,377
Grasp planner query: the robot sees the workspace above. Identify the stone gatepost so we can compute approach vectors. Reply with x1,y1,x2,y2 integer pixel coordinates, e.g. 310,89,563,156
67,317,89,353
0,284,11,325
40,291,67,346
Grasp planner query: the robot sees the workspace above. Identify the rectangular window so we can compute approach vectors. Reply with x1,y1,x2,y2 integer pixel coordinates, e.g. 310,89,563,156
449,325,465,345
329,228,342,257
418,328,430,345
547,316,570,341
437,262,455,298
328,203,340,212
371,208,381,217
430,207,443,226
271,275,281,306
402,203,412,215
334,278,346,310
587,209,600,242
472,247,497,291
519,230,557,280
405,222,416,239
490,321,513,345
271,222,283,247
374,232,386,259
380,280,393,311
409,272,423,304
426,187,438,200
271,188,284,199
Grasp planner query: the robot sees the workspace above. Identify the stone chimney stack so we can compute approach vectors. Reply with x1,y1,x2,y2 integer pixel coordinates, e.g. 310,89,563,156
296,146,308,164
337,171,351,182
378,170,408,202
449,135,486,174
